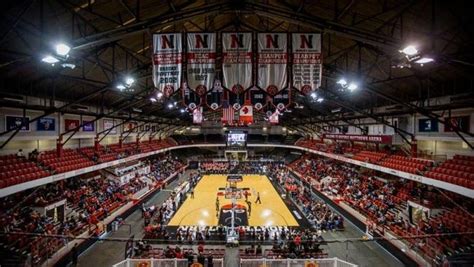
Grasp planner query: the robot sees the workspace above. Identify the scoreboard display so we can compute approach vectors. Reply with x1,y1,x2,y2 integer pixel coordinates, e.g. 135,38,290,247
226,131,247,148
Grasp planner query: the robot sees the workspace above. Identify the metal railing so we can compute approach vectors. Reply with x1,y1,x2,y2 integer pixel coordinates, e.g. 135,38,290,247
240,257,357,267
112,258,224,267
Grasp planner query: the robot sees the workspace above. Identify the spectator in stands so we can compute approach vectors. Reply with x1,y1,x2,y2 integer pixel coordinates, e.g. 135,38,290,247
16,149,24,158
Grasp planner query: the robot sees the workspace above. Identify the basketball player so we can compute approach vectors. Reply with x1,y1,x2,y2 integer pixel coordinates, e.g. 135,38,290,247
255,192,261,204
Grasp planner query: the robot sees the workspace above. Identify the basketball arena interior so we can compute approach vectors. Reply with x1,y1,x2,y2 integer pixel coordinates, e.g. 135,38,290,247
0,1,473,266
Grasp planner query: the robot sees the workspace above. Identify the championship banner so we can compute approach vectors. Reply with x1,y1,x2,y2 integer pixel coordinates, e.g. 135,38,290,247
64,119,80,131
182,85,201,110
292,33,322,95
222,32,253,94
258,33,288,95
37,117,55,131
269,109,280,124
82,120,95,132
152,33,183,97
186,33,216,95
250,87,267,111
271,89,290,111
206,80,223,110
6,116,30,131
239,103,253,124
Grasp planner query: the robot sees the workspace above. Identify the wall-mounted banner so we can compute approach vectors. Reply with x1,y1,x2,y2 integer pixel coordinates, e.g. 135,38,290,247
103,119,117,134
444,116,470,132
292,33,322,95
152,33,183,97
82,120,95,132
186,33,216,95
64,119,80,131
222,32,253,94
418,118,438,132
323,134,393,144
6,116,30,131
37,117,55,131
124,122,138,133
258,33,288,95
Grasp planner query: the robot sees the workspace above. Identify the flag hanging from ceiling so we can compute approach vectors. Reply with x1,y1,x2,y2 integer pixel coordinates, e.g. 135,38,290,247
258,33,288,96
186,33,216,96
292,33,322,95
152,33,183,97
239,104,253,124
269,110,280,124
222,32,253,94
193,107,203,124
221,92,234,124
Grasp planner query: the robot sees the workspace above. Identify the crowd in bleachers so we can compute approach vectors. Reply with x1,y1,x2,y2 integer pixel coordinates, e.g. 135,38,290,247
288,153,474,264
199,161,279,175
0,139,176,189
0,154,185,267
296,139,474,190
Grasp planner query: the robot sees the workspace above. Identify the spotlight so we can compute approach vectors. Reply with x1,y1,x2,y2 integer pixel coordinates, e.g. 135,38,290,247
400,45,418,56
125,77,135,86
180,109,185,113
317,97,324,103
167,103,173,109
348,83,358,91
61,63,76,69
116,84,126,90
414,57,434,65
55,43,71,56
157,92,163,99
337,79,347,86
262,127,267,131
150,97,157,102
41,55,59,64
310,92,317,99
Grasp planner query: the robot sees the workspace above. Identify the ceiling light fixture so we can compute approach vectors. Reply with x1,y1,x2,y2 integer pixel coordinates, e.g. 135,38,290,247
414,57,434,65
400,45,418,56
336,79,347,86
347,83,358,91
55,43,71,56
41,55,59,64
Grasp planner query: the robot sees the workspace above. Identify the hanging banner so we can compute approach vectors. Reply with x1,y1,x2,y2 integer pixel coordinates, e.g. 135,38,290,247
292,33,322,95
222,32,253,94
258,33,288,95
206,80,223,110
271,89,290,111
239,104,253,124
152,33,182,97
186,33,216,96
193,107,203,124
82,120,95,132
6,116,30,131
182,85,201,110
250,87,267,111
64,119,80,131
37,117,55,131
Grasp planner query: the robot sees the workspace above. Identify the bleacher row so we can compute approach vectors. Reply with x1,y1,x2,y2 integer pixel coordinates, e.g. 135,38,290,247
296,139,474,190
0,139,175,189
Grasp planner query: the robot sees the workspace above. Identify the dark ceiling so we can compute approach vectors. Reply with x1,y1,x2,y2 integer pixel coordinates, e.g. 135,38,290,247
0,0,473,130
